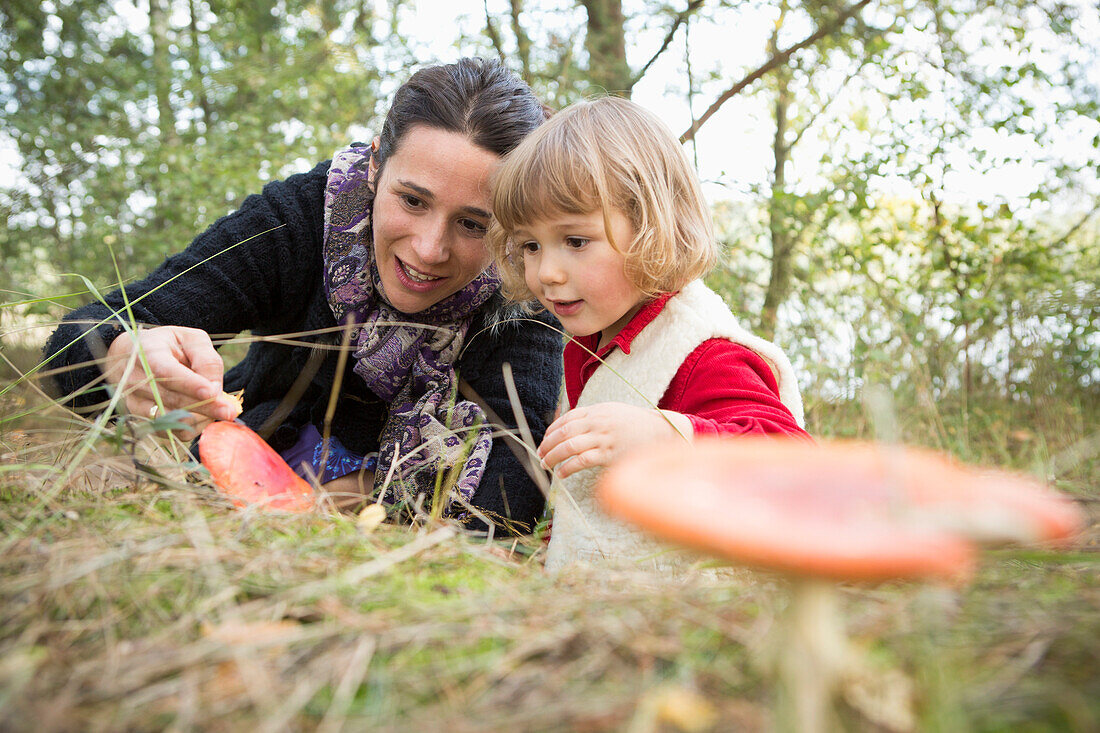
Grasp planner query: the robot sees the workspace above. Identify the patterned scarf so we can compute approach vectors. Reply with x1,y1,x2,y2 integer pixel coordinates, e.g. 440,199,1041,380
322,144,499,516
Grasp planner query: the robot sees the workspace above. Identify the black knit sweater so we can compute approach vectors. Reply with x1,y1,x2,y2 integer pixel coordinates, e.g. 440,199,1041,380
43,160,563,533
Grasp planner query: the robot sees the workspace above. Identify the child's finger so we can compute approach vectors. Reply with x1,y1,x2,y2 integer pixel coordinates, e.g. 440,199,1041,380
539,416,572,457
541,432,605,474
537,414,577,459
554,448,607,479
539,405,601,451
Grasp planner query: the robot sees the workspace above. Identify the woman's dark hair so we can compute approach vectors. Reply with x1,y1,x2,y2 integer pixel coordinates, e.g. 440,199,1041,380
375,57,548,170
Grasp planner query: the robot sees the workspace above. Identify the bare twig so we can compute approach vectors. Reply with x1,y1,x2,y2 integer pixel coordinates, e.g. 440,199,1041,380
501,362,549,498
255,346,326,440
632,0,706,85
680,0,872,143
459,376,550,499
1047,199,1100,251
316,317,357,487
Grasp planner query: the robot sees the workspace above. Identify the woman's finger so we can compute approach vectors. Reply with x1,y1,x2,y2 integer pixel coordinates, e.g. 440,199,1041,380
139,383,215,416
164,328,238,420
118,327,234,421
176,413,213,441
174,327,225,395
144,330,221,401
138,396,211,440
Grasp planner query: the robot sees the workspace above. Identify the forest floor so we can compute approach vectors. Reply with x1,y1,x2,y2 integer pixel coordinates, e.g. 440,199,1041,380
1,352,1097,732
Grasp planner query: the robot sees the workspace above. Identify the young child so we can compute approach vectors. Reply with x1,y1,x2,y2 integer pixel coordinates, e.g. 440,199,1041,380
487,96,808,572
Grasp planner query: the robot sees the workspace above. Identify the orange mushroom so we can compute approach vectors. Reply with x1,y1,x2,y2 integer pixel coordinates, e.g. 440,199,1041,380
198,421,316,513
599,438,1080,581
597,437,1083,732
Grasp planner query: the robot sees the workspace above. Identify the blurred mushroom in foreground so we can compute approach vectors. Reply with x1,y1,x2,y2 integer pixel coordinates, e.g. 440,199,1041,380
597,437,1083,732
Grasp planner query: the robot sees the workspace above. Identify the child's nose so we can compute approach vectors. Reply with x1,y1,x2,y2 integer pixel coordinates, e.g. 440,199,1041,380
537,253,566,284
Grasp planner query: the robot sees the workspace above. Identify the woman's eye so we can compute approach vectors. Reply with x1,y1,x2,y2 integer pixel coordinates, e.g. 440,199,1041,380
400,194,424,209
459,218,489,237
565,237,589,249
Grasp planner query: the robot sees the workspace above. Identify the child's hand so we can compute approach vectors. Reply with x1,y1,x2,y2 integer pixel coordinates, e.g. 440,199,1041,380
538,403,693,479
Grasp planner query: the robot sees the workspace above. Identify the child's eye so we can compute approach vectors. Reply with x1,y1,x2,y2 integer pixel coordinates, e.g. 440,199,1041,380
565,237,589,249
519,240,540,254
459,218,488,237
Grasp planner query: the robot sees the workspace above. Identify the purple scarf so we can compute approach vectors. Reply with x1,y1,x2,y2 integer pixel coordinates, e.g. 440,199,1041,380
322,144,499,516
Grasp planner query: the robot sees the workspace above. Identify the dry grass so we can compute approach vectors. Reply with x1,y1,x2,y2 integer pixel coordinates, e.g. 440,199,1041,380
2,338,1098,732
0,454,767,731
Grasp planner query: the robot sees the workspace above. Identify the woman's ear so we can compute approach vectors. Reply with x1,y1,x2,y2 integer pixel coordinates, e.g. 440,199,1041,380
367,136,380,187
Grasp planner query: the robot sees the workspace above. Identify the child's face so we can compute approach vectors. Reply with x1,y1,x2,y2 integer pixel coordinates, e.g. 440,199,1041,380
515,208,647,349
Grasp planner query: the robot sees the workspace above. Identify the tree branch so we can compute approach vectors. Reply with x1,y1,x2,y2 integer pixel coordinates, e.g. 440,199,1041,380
788,61,866,151
1048,199,1100,251
679,0,872,143
632,0,705,86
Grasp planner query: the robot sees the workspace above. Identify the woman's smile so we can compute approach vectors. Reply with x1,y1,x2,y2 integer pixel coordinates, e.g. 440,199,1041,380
394,256,445,287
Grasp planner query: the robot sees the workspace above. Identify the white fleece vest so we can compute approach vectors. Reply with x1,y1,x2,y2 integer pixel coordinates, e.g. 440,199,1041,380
543,280,804,573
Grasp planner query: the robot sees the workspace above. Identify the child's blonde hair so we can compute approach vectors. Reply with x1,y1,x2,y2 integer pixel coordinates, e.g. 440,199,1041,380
488,96,717,302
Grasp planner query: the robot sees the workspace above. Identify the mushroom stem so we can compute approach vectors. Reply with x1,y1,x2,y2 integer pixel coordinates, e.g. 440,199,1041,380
775,578,848,733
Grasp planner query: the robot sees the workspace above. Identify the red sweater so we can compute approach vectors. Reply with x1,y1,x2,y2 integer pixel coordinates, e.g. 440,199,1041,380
564,293,809,439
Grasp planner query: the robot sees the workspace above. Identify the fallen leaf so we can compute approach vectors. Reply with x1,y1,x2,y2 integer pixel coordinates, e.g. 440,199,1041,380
201,619,302,647
220,390,244,418
651,684,718,732
842,662,915,732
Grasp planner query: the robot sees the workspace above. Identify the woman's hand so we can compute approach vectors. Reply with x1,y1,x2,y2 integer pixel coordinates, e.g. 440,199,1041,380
537,402,693,479
104,325,239,437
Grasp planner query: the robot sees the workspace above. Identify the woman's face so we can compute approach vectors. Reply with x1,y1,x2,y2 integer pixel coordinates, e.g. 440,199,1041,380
371,126,500,314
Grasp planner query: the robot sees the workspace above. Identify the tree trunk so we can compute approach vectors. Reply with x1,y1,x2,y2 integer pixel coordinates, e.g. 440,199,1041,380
760,11,794,340
581,0,632,96
187,0,210,134
510,0,533,84
149,0,175,233
149,0,175,147
1002,303,1010,397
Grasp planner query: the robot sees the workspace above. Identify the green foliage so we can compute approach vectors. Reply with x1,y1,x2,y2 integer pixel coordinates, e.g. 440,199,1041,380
1,0,385,289
706,0,1100,408
1,4,1098,729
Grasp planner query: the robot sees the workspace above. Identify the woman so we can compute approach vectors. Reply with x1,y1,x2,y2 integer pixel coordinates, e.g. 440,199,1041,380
43,58,562,534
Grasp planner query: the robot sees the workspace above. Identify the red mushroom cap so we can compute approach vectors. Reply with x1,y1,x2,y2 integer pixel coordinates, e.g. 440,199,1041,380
597,438,1082,583
198,421,315,513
